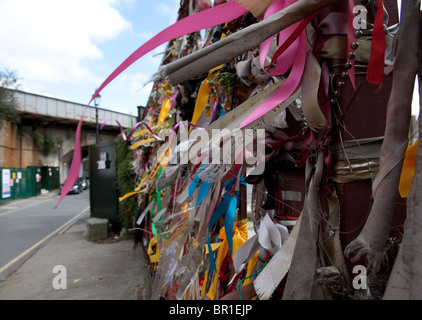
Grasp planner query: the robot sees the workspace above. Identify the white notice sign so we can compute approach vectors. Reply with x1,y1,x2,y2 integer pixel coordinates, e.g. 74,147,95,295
2,169,11,198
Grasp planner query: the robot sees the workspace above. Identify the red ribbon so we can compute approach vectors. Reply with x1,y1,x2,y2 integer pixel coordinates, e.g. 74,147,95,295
366,0,385,85
294,127,316,168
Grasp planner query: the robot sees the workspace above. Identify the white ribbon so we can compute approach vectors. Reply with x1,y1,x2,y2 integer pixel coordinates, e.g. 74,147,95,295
233,212,289,274
254,215,302,300
136,202,153,225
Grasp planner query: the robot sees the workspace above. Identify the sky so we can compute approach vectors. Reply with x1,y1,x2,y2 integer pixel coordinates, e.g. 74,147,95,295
0,0,419,117
0,0,180,116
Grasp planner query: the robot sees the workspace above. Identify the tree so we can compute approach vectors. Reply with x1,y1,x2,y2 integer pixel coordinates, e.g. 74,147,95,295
0,69,21,127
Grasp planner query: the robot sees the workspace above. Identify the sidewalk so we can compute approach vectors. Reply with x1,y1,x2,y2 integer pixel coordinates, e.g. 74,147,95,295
0,192,152,300
0,189,60,210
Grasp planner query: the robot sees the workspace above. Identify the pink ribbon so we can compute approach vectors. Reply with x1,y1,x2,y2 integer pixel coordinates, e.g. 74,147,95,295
239,0,315,129
211,100,219,123
259,0,299,76
240,33,306,128
54,1,248,208
266,10,321,73
55,0,321,208
54,111,84,209
172,121,205,132
92,2,247,99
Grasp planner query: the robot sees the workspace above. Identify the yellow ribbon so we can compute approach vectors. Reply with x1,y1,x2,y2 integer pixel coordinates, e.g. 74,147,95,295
205,242,222,254
147,235,160,264
148,134,174,182
399,139,418,198
118,191,139,202
130,138,156,150
190,79,210,129
119,173,148,202
204,219,248,300
135,174,148,192
157,97,171,126
189,56,223,132
132,125,161,139
242,251,258,286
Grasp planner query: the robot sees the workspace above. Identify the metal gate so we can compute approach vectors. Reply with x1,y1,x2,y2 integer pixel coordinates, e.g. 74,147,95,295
0,167,37,202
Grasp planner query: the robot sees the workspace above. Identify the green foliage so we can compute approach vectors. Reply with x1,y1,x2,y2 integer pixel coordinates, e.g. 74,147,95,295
115,130,138,230
0,69,21,127
207,71,236,93
32,129,63,156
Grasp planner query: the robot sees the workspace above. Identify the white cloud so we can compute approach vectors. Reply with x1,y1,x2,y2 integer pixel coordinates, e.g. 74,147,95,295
0,0,131,85
0,0,185,114
137,31,156,41
98,70,154,113
156,0,180,23
109,72,150,92
158,3,175,17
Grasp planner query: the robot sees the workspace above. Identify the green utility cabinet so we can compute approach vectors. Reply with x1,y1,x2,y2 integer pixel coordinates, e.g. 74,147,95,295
89,142,120,228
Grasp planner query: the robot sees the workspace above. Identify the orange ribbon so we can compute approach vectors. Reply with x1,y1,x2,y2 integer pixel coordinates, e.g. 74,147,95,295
202,219,248,300
399,140,418,198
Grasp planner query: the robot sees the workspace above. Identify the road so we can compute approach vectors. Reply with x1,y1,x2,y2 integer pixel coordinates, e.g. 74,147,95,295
0,190,90,279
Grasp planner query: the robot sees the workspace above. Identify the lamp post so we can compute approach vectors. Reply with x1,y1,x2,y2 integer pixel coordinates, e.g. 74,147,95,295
57,142,61,184
94,90,101,144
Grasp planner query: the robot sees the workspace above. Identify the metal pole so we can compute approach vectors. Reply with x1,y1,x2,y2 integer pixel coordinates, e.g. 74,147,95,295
95,106,99,144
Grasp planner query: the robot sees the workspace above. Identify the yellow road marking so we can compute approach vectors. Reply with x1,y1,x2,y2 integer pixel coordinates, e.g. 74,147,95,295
0,206,90,275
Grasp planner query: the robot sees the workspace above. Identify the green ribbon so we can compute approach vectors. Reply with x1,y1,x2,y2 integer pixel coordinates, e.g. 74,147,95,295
150,166,163,236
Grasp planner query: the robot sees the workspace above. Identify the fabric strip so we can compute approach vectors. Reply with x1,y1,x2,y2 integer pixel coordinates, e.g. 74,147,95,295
366,0,386,84
240,32,306,128
54,1,248,208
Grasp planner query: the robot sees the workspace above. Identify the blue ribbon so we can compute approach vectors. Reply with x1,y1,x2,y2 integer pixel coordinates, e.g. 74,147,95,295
196,180,211,207
207,177,239,272
188,168,211,208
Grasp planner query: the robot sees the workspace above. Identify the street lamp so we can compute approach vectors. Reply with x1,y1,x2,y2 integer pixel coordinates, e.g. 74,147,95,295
94,90,101,144
57,142,61,184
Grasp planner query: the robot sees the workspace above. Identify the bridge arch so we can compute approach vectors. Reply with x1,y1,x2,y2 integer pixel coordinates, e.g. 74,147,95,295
0,89,137,184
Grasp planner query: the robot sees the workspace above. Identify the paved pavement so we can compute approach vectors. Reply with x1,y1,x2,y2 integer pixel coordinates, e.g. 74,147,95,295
0,192,152,300
0,190,91,274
